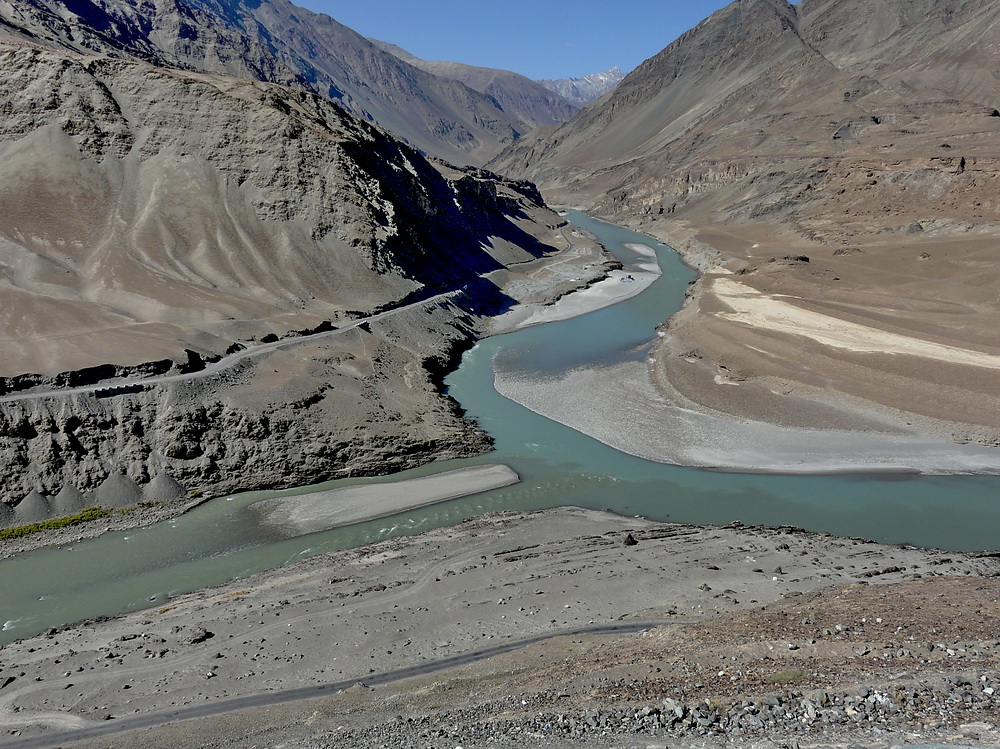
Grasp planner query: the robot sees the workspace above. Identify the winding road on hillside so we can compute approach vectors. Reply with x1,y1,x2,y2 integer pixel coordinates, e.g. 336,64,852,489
0,290,469,406
0,227,586,407
5,620,672,749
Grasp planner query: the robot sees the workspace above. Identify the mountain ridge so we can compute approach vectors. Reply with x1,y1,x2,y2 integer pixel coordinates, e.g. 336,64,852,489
0,0,537,165
536,67,624,107
370,39,579,130
0,25,609,511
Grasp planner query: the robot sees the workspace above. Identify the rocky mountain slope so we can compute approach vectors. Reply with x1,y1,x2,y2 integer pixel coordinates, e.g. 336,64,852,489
536,66,624,107
0,36,608,522
0,0,533,165
371,40,579,130
494,0,1000,444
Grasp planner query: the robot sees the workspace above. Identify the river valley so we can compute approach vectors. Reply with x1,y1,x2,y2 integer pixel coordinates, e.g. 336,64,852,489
3,213,1000,646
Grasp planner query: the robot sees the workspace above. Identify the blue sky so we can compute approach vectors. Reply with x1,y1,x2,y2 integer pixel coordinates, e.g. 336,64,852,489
300,1,735,80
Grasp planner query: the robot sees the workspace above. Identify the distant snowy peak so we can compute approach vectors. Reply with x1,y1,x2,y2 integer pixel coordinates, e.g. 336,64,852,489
536,67,625,107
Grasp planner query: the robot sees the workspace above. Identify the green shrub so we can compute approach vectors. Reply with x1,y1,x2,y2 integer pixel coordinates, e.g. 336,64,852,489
1,506,115,541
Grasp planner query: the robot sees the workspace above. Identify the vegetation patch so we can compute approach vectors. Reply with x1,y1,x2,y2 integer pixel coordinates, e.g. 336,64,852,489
0,506,117,541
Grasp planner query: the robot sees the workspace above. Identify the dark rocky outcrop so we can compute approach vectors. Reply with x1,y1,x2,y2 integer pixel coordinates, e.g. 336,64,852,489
0,36,569,516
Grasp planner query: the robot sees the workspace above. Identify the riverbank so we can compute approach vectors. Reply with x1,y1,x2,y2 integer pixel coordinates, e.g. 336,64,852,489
491,240,661,332
495,213,1000,474
631,217,1000,455
495,356,1000,474
3,506,999,746
0,219,613,558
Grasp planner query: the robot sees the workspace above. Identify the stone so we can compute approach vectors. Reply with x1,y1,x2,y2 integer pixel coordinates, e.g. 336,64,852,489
185,628,214,645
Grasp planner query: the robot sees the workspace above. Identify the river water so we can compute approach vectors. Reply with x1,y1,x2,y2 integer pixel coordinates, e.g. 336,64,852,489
3,212,1000,645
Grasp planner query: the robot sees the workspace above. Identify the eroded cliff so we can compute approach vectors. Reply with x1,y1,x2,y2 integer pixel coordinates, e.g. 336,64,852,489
0,39,601,529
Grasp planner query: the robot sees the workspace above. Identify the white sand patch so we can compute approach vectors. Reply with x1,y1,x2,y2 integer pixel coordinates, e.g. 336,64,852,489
713,277,1000,369
622,242,659,262
500,243,662,331
252,464,519,536
511,270,657,329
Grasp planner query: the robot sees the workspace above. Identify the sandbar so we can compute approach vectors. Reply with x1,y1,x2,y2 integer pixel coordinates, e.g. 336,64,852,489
250,464,520,536
494,358,1000,474
713,277,1000,369
494,242,661,331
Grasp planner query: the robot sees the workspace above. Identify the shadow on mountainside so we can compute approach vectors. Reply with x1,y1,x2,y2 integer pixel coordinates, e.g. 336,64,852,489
340,138,557,288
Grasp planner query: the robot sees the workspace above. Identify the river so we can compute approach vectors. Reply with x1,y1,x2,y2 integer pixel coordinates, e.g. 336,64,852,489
2,212,1000,645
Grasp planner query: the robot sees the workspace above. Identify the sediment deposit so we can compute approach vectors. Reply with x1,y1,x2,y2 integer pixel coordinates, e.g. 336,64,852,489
3,507,999,748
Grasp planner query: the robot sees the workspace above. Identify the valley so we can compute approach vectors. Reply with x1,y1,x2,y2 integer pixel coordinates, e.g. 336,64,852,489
2,0,1000,747
495,0,1000,449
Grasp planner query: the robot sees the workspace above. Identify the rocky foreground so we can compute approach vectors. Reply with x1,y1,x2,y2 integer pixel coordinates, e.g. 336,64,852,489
325,577,1000,749
3,507,1000,748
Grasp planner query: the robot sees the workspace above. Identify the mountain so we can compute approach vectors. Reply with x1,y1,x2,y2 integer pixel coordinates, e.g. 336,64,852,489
0,0,533,165
536,66,624,107
371,40,579,129
0,27,599,507
0,41,566,377
493,0,1000,443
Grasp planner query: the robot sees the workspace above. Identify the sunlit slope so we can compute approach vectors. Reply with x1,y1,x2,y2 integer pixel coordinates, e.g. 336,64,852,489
491,0,1000,441
0,0,533,165
0,43,557,376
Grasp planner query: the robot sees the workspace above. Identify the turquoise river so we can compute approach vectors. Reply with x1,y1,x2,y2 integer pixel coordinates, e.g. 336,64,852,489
2,212,1000,645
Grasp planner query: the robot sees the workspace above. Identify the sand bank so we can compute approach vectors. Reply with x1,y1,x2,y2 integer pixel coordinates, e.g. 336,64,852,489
713,277,1000,369
494,358,1000,474
250,464,520,537
493,242,661,332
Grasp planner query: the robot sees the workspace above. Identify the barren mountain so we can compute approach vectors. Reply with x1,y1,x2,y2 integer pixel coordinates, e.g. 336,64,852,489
0,36,606,516
536,66,624,107
371,40,579,130
0,0,531,165
494,0,1000,445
